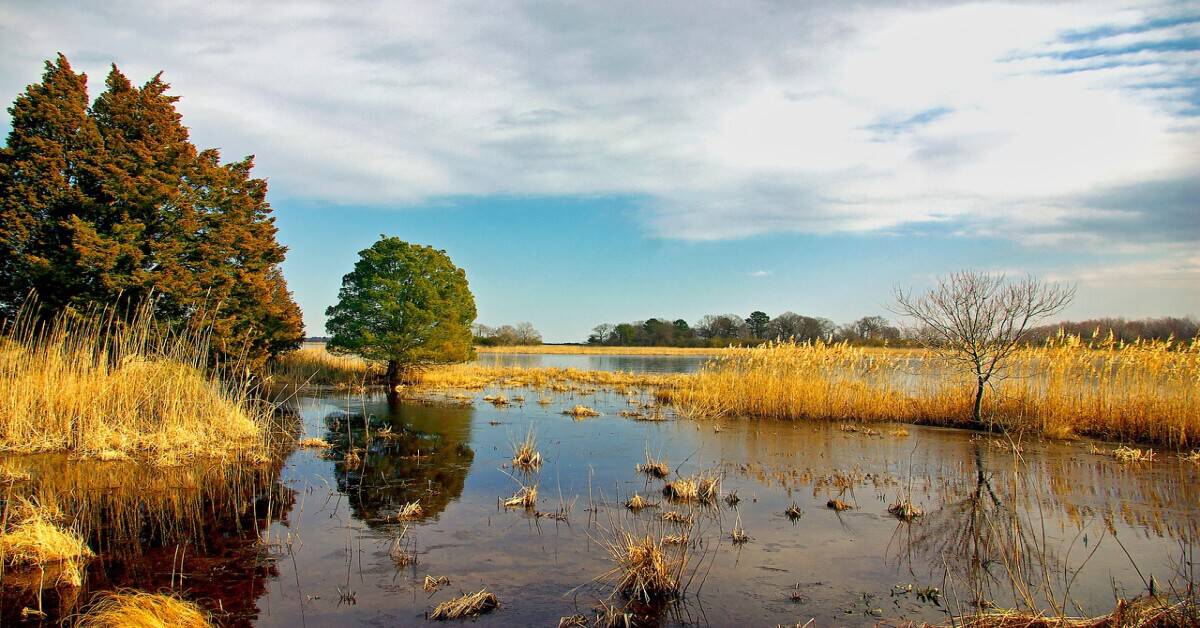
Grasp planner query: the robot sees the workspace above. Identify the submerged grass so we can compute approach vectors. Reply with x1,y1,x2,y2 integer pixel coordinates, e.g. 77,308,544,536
76,590,212,627
663,336,1200,447
0,299,275,464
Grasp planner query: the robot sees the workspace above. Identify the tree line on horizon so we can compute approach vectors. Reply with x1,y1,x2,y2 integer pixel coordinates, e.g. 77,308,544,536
586,312,1199,348
471,322,542,346
0,55,304,369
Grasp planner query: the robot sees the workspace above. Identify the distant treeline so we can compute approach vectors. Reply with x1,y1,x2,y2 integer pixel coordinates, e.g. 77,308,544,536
1029,316,1198,344
588,313,1199,348
587,313,906,348
472,322,542,346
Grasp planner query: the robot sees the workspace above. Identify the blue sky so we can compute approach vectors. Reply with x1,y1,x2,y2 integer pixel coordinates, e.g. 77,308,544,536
2,1,1198,341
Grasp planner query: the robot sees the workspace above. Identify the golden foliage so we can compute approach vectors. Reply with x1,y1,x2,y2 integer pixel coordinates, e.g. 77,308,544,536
0,497,93,588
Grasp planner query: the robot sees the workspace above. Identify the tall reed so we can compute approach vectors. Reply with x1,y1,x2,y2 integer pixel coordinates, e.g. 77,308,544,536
663,335,1199,447
0,299,274,464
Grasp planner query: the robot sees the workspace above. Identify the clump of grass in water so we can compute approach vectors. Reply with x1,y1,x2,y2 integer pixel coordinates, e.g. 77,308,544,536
510,426,543,470
730,513,750,545
888,500,924,521
76,590,212,627
624,494,657,511
395,501,423,520
826,498,852,511
662,472,720,503
504,485,538,510
784,503,804,520
0,496,93,588
0,298,273,464
563,405,600,418
422,575,450,592
428,588,499,620
296,437,331,449
1112,445,1156,463
659,511,694,526
635,454,669,479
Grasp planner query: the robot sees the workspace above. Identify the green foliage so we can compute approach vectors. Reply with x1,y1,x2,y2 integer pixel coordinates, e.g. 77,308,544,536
746,311,770,338
326,237,476,376
0,55,303,369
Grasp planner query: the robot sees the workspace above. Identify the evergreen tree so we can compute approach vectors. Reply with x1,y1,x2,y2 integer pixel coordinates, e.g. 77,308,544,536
0,55,304,368
0,54,104,312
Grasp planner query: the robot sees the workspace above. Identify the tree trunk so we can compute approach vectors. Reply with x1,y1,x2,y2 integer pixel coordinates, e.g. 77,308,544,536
972,377,985,426
386,360,400,390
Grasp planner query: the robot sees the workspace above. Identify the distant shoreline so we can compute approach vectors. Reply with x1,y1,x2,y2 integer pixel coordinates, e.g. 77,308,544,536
474,344,723,356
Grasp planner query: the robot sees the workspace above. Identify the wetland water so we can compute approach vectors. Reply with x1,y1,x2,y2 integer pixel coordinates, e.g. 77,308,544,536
2,357,1198,626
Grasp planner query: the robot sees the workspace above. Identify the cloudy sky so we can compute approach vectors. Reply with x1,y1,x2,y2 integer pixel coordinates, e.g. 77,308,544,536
2,1,1197,340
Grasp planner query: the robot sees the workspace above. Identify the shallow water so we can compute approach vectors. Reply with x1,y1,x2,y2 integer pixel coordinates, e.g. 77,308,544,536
2,365,1198,626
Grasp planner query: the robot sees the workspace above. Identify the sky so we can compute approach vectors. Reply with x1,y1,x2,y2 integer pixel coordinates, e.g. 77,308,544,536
1,1,1197,342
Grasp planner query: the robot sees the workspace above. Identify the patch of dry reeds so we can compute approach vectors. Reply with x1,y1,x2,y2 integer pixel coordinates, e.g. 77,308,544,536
0,299,272,464
428,588,499,620
76,590,212,627
0,497,93,588
662,336,1200,447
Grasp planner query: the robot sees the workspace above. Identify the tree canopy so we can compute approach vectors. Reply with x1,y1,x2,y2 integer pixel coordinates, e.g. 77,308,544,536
325,236,476,385
0,54,303,368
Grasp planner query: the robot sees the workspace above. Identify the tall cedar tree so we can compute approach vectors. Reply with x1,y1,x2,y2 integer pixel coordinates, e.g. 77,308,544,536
326,237,477,388
0,55,303,368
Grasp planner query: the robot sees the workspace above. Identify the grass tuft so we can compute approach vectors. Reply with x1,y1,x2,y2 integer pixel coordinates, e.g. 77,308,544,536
76,590,212,627
429,588,499,620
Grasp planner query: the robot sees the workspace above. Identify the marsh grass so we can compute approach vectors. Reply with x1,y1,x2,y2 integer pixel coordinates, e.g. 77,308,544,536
268,345,381,388
0,497,93,588
76,590,212,627
429,588,499,620
0,299,277,464
662,472,720,504
510,426,543,470
636,454,670,479
563,405,601,418
663,336,1200,447
595,528,690,603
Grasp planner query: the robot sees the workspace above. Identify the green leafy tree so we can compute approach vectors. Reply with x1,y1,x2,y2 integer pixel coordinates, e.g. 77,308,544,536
746,311,770,339
325,237,477,387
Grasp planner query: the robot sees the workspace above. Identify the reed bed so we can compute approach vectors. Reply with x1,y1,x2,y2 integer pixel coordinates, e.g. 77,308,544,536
409,363,685,391
0,300,274,464
662,336,1200,447
268,345,382,388
76,590,212,627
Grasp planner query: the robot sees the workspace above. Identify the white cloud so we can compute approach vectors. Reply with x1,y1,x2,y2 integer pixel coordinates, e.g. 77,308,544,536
748,270,771,278
0,1,1195,248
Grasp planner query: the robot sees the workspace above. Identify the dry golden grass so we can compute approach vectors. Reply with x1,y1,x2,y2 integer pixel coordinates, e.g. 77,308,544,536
504,484,538,509
268,345,381,388
296,437,332,449
411,363,685,391
429,588,499,620
635,454,669,479
422,575,450,592
1112,445,1156,463
662,472,720,503
932,595,1198,627
0,300,273,464
595,530,688,602
396,501,424,520
563,404,601,418
477,345,724,356
77,590,212,627
0,497,93,588
510,427,543,469
662,336,1200,447
624,494,654,511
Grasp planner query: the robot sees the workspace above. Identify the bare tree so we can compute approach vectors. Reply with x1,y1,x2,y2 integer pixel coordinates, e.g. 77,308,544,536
893,271,1075,426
